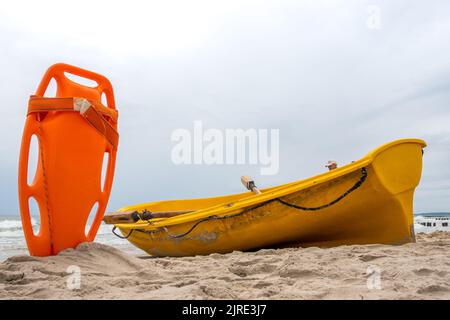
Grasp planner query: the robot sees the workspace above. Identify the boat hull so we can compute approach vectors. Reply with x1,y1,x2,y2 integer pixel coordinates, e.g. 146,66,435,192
116,139,425,256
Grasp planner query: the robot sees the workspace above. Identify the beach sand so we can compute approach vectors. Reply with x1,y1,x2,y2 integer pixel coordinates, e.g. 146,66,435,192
1,232,449,300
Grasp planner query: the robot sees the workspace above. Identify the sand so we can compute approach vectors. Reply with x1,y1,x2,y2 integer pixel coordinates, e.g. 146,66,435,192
1,232,449,300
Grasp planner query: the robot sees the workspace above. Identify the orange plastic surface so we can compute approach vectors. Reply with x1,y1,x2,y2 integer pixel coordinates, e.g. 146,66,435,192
18,63,119,256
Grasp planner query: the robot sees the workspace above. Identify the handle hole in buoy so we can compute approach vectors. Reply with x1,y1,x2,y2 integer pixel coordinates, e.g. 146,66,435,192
101,92,108,106
28,197,41,236
85,202,99,238
27,135,39,186
44,78,57,97
101,152,109,193
64,72,98,88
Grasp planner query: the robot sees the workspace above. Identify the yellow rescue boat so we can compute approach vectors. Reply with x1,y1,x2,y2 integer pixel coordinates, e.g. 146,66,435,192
114,139,426,257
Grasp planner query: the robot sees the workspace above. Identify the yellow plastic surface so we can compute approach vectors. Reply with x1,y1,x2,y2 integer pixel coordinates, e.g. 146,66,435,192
116,139,426,256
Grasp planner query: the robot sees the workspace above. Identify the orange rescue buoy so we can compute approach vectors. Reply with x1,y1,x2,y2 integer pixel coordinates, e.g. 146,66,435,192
18,63,119,256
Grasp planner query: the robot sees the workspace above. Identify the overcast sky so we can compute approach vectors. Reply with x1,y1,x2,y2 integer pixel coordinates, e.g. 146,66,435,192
0,0,449,215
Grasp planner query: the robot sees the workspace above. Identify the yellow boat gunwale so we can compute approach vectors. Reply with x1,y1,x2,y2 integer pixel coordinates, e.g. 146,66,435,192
115,138,426,231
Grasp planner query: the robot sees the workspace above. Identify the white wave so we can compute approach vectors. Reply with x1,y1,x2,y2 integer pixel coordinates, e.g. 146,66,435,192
414,214,450,233
415,225,449,233
0,218,112,236
83,223,113,235
0,218,38,230
0,219,23,230
98,224,114,235
0,229,25,237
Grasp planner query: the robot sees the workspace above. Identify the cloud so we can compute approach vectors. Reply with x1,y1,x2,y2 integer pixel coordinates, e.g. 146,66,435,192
0,0,449,214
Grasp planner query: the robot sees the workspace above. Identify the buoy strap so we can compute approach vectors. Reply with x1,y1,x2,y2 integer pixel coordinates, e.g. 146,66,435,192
28,96,118,122
27,96,119,149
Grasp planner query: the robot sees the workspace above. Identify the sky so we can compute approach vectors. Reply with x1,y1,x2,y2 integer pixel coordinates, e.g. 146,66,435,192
0,0,449,215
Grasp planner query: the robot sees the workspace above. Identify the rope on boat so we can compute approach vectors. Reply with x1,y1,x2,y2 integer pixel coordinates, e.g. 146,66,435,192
112,226,134,239
276,167,367,211
112,167,368,240
167,201,269,239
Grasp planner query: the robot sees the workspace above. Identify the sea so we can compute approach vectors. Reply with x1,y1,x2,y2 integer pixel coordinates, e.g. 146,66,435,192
0,215,144,261
1,213,449,262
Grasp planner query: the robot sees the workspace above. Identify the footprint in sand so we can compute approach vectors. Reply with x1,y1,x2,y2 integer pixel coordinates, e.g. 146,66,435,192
173,279,197,288
228,266,247,277
413,268,435,276
358,254,387,262
278,268,319,279
228,263,278,277
252,281,272,289
417,284,450,295
257,288,281,298
0,271,25,283
413,268,448,277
